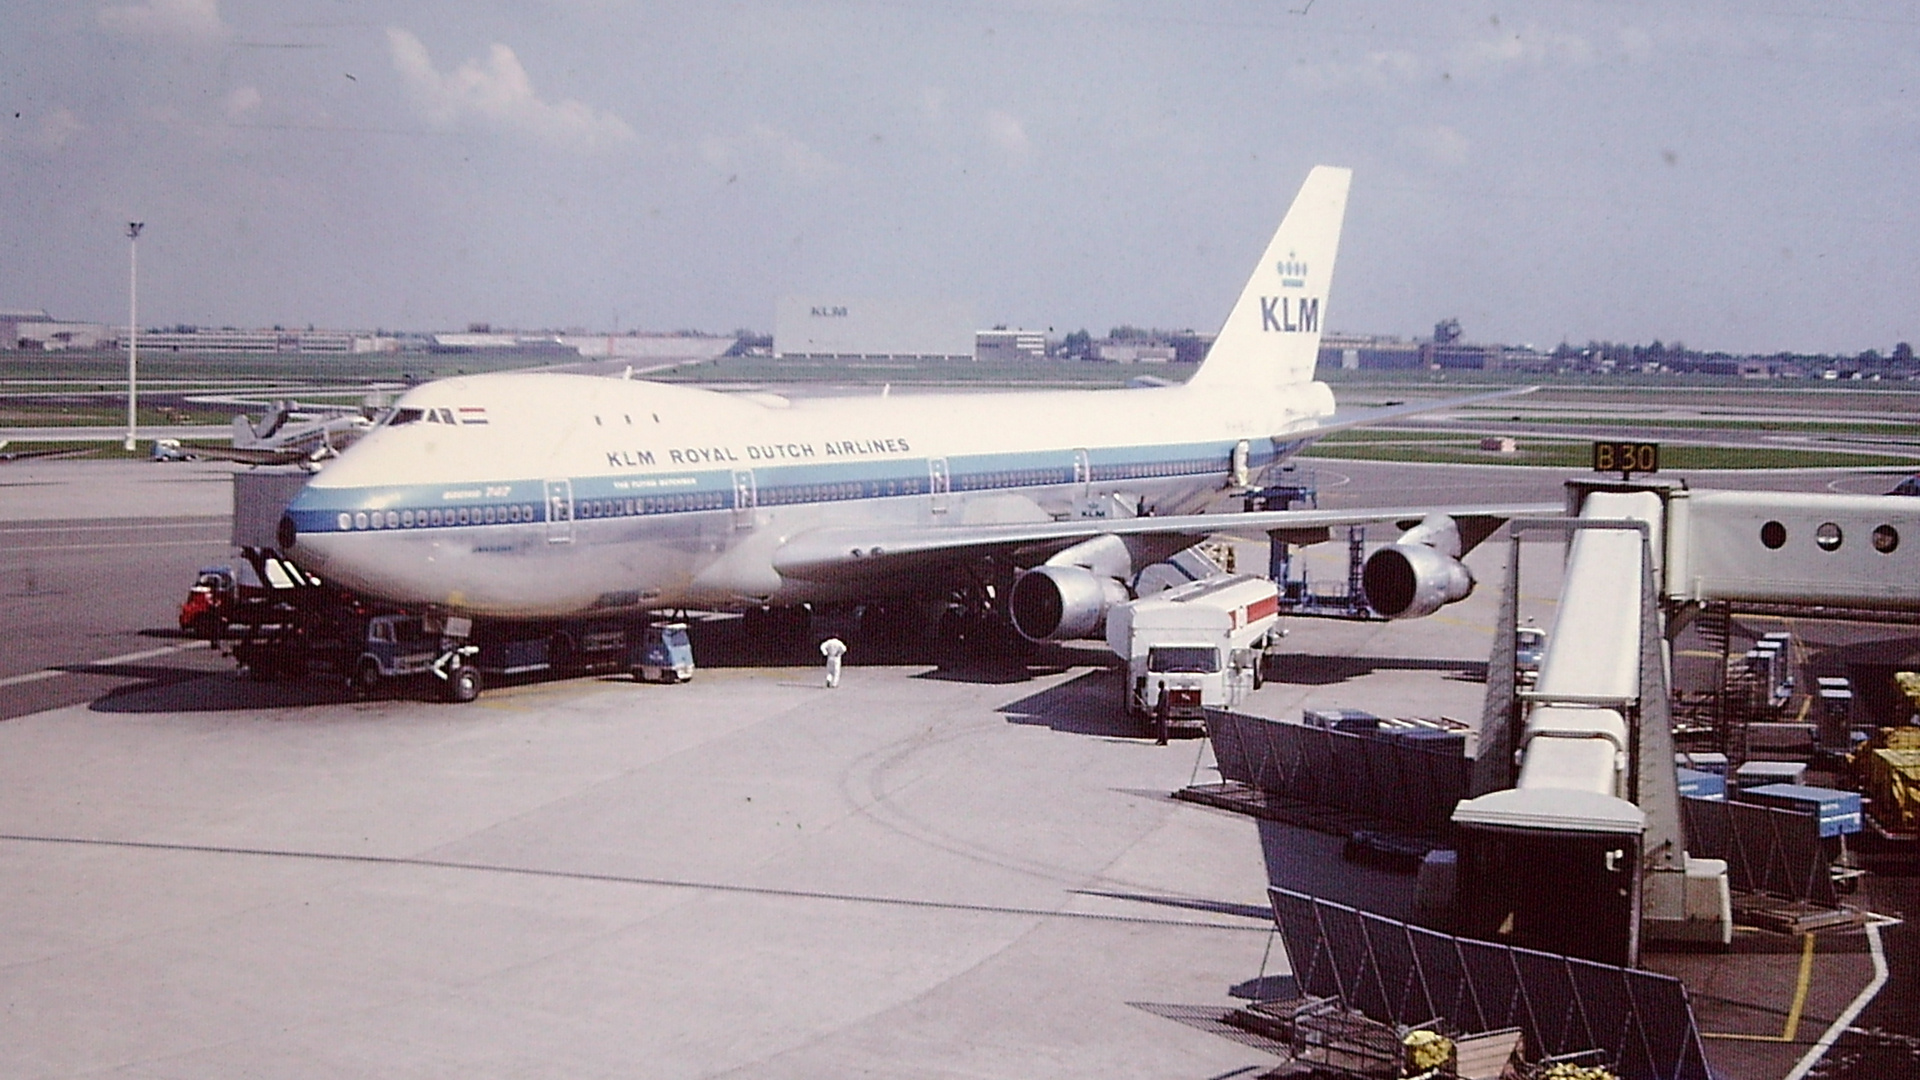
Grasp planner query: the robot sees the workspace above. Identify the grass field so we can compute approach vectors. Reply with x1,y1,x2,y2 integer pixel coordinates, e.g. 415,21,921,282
643,354,1141,387
1447,414,1920,436
1302,439,1920,469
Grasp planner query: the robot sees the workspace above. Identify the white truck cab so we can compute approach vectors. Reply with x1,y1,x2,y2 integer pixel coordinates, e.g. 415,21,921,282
1106,573,1281,737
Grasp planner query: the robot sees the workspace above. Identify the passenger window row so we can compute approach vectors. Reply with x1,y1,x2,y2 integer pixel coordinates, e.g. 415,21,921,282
336,504,533,531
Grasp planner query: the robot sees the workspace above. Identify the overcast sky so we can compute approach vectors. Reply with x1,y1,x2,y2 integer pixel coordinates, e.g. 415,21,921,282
3,1,1914,354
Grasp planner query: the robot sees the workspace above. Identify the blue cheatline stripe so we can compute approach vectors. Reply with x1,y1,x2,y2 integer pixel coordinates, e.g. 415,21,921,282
286,435,1316,537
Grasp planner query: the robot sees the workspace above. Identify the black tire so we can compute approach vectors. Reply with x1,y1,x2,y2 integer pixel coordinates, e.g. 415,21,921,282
443,664,481,703
352,657,383,697
548,633,576,675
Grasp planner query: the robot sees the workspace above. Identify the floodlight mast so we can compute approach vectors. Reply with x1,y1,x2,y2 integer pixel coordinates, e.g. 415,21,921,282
123,222,144,452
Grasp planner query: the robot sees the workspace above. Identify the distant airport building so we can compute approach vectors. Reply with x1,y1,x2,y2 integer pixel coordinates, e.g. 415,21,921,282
975,329,1046,362
1320,333,1422,371
2,309,112,351
555,334,735,363
1096,341,1176,363
0,309,49,350
429,331,572,353
775,297,974,361
129,327,357,354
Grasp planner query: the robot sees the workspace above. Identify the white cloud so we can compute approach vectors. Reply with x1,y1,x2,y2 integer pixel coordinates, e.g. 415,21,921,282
38,108,86,150
1453,25,1595,75
97,0,226,40
224,86,261,120
700,124,840,182
386,28,635,151
1618,26,1656,64
1406,124,1471,167
983,110,1030,156
1286,49,1422,93
920,87,949,124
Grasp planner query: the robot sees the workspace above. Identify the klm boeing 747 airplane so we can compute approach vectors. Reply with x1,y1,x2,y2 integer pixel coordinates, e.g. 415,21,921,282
276,167,1531,658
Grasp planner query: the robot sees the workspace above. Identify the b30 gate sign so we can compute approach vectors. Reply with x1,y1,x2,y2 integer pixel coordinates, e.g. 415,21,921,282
1592,440,1659,478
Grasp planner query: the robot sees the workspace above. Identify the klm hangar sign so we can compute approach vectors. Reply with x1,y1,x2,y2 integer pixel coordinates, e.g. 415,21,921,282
774,296,975,361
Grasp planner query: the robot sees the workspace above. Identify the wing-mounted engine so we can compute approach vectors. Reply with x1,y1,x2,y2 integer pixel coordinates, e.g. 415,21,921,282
1361,512,1493,620
1008,533,1191,641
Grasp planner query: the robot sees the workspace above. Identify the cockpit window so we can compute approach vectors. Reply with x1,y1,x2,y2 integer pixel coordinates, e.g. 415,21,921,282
387,407,425,427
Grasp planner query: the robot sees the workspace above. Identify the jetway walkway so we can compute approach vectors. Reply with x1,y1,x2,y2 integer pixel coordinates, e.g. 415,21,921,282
1455,478,1920,965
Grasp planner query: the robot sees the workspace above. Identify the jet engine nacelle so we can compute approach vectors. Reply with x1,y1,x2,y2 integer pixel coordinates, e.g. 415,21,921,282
1362,513,1476,620
1008,564,1132,641
1008,533,1140,642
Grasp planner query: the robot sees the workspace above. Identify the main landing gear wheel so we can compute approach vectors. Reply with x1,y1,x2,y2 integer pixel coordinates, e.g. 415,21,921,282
443,664,482,703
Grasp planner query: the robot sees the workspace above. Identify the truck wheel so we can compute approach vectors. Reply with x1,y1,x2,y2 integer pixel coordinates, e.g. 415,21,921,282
352,657,383,697
549,633,576,675
443,664,482,703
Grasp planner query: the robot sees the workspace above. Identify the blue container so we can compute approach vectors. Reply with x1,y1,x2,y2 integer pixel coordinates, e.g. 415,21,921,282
1383,728,1468,756
1303,708,1379,733
1735,760,1807,789
1677,767,1726,801
1677,751,1728,776
1739,783,1864,837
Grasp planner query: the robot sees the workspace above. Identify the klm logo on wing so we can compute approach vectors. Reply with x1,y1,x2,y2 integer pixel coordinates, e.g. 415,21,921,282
1260,296,1319,334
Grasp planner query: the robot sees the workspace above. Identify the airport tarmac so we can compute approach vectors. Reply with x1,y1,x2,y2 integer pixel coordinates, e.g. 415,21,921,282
0,456,1912,1078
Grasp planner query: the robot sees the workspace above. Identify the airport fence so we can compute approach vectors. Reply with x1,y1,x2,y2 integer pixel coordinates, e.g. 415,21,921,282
1270,888,1711,1080
1680,796,1836,906
1207,710,1471,834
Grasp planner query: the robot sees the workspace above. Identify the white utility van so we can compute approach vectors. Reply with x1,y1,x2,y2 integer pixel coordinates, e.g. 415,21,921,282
1105,573,1281,739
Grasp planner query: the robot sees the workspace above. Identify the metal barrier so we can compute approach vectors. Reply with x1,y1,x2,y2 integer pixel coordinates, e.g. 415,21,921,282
1207,710,1471,834
1680,796,1836,906
1270,888,1711,1080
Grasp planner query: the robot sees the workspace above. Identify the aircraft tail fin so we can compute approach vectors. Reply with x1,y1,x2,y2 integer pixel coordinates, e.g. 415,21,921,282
232,414,259,448
1187,165,1350,389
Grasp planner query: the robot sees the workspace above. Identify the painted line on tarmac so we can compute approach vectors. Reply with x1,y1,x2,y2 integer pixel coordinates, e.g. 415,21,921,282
1785,915,1899,1080
0,521,224,535
0,831,1275,934
5,539,228,553
0,642,203,689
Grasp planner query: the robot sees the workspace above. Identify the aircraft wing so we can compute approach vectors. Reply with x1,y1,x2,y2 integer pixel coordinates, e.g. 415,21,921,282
162,443,315,465
771,502,1556,584
0,444,97,463
1296,384,1535,439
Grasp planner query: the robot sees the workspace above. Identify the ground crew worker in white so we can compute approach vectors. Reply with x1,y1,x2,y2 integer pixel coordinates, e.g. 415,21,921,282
819,636,847,688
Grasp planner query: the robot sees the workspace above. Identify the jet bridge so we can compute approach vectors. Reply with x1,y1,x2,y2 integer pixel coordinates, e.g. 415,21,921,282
1453,478,1920,965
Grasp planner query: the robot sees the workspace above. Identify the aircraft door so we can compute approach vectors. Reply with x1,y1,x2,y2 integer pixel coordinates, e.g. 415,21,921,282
928,457,950,514
545,478,573,543
1073,448,1091,498
732,469,757,529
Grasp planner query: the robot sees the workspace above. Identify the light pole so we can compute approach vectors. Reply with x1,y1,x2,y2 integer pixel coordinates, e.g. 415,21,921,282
124,221,144,452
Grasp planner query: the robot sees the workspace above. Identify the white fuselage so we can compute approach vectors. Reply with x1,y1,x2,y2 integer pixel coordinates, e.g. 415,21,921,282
282,372,1337,617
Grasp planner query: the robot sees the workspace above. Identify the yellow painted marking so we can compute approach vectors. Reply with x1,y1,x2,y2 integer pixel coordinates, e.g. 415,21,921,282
1701,930,1817,1042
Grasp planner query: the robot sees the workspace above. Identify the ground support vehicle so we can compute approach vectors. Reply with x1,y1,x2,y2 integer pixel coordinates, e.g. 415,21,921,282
1105,573,1280,740
633,623,695,683
178,566,238,636
186,547,690,702
351,613,482,702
